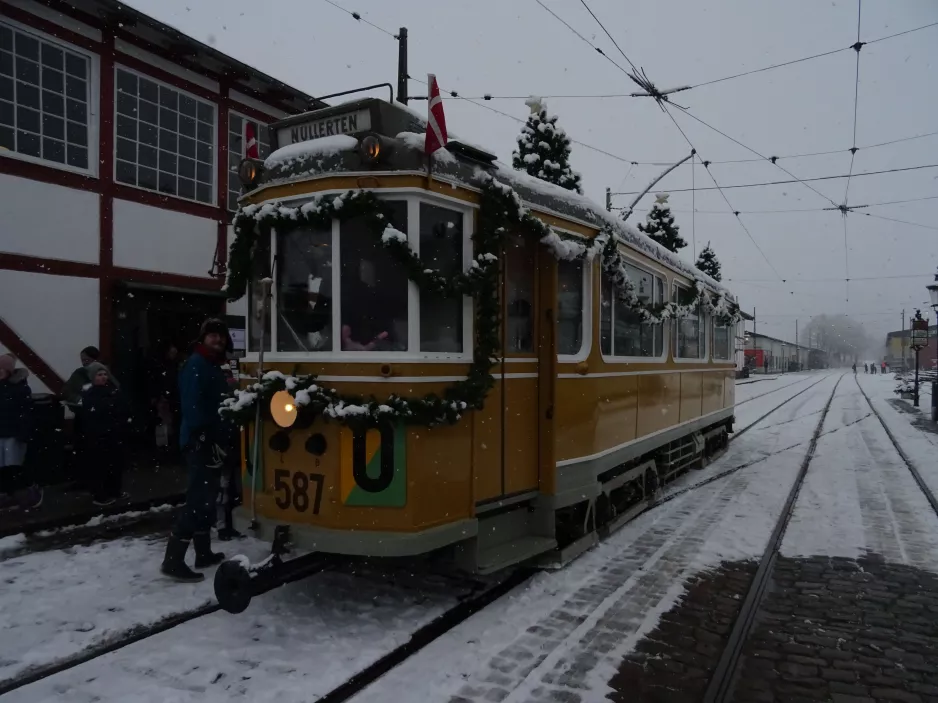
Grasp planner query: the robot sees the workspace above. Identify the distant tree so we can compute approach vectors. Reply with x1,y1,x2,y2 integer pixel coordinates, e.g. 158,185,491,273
695,241,722,281
637,193,686,253
512,96,582,194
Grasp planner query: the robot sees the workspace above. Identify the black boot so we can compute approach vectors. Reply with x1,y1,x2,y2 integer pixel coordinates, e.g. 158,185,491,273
193,532,225,569
161,536,205,582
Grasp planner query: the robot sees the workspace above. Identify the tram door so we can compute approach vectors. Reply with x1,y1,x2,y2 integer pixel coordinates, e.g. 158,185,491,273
500,232,555,498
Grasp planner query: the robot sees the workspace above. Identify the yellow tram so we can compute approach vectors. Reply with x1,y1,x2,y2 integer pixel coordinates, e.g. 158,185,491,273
223,97,741,578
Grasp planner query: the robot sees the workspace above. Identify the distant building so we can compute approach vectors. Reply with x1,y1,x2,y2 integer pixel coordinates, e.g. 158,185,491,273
0,0,323,407
884,326,938,371
742,331,818,372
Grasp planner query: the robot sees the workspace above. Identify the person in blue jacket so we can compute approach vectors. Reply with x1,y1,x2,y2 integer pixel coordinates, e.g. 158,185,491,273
161,318,235,582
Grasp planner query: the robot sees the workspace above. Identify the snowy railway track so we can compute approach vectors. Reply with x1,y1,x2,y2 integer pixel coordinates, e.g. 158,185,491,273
735,373,819,407
703,371,938,702
702,372,846,702
0,374,842,700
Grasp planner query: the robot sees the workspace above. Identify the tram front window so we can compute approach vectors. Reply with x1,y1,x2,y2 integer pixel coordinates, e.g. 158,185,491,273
248,234,271,352
506,233,535,354
340,201,409,351
557,259,583,355
420,203,464,353
277,226,332,352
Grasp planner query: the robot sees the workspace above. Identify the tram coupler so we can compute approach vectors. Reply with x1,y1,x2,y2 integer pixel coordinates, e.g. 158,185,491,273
214,525,334,614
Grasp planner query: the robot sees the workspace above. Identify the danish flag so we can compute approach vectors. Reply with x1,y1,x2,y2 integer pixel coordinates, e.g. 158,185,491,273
245,122,259,159
425,74,448,156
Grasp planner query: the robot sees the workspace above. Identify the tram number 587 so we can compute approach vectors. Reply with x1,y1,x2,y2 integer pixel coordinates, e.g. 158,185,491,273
273,469,324,514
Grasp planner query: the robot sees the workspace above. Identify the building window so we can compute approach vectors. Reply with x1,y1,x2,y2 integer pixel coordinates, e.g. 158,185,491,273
339,201,409,351
713,324,731,360
601,260,664,358
277,226,332,352
0,22,91,170
228,112,270,212
673,285,703,359
557,259,584,356
115,67,215,204
419,203,464,353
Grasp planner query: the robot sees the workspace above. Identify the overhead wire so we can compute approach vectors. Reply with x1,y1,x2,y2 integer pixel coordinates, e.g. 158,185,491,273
843,0,863,205
320,0,399,38
858,211,938,232
611,163,938,194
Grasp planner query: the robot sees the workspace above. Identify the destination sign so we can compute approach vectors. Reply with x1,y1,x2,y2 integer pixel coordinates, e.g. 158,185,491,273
277,109,372,146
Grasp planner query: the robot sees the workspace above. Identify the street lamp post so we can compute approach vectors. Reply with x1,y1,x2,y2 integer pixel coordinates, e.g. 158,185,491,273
927,268,938,421
910,309,928,408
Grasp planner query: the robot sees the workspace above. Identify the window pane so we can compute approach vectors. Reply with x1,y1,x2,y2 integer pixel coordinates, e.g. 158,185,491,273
179,95,196,117
557,259,583,356
116,114,135,139
41,67,63,93
612,263,655,357
177,177,195,200
159,85,178,110
656,278,664,356
17,81,38,109
42,137,64,163
116,69,137,96
678,317,700,358
196,141,212,164
196,182,212,204
158,170,176,195
40,43,62,69
116,91,137,118
0,51,11,77
0,125,14,150
116,136,135,162
138,166,157,190
66,97,86,123
159,128,177,153
0,99,11,126
115,159,136,185
66,144,87,169
179,135,195,157
16,59,39,84
139,99,158,125
196,162,211,185
42,113,63,140
600,275,612,356
16,105,38,132
419,203,463,353
18,130,39,156
506,233,535,354
159,106,177,130
248,234,271,352
179,114,195,137
0,27,11,51
139,143,158,169
64,52,86,79
196,120,211,144
15,32,38,59
179,156,195,179
0,76,12,101
197,101,213,124
42,89,63,116
277,226,333,352
65,75,85,100
158,149,176,173
139,123,158,147
139,78,158,103
714,325,731,360
340,201,408,351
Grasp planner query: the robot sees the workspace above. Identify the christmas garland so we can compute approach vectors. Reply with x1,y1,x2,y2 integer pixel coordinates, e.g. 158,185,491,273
221,177,741,429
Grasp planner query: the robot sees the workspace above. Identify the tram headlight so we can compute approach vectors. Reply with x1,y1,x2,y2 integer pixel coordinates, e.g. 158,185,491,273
238,158,265,192
271,390,297,428
359,133,391,166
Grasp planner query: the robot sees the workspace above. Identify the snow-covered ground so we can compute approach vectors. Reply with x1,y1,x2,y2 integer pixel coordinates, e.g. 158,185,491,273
8,370,938,703
782,373,938,570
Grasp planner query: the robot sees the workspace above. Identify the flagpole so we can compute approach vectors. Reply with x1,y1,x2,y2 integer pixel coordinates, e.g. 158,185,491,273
426,73,434,191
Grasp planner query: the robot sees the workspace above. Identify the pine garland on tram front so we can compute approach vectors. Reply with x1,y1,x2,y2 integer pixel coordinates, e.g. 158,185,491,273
221,177,742,429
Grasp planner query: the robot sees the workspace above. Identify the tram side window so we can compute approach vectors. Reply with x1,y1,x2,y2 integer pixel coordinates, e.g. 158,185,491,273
557,259,584,355
276,226,332,352
713,323,732,360
248,234,271,352
601,260,662,357
673,285,702,359
340,201,409,351
506,233,535,354
420,204,464,353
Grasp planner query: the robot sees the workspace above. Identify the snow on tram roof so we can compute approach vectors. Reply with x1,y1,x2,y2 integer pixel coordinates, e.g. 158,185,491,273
261,98,731,297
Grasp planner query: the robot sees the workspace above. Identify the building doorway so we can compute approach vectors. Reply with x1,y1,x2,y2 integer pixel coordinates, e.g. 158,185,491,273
111,282,225,452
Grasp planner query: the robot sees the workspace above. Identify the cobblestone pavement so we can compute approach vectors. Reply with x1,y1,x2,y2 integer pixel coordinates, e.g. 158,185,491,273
446,376,839,703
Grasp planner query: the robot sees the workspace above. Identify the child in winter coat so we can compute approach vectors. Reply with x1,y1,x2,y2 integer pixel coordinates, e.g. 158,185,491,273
0,354,40,510
80,362,129,506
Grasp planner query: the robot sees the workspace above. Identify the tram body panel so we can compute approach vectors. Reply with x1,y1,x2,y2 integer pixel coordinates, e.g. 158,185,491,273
503,375,541,495
679,372,705,423
471,378,503,504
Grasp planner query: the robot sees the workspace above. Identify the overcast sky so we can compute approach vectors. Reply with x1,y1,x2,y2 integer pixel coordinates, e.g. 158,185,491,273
127,0,938,344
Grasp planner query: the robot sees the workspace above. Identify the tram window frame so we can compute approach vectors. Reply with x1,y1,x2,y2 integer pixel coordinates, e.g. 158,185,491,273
712,321,732,361
263,191,474,361
600,255,667,362
672,283,706,361
0,19,98,176
557,256,590,360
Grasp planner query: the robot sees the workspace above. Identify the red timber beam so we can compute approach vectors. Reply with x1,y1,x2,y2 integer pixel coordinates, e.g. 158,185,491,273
0,317,65,395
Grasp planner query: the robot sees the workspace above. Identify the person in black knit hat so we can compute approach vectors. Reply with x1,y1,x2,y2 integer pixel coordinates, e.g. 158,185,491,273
161,318,235,582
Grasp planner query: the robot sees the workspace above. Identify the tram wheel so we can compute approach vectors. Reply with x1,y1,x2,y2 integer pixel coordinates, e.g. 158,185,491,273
214,560,254,614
